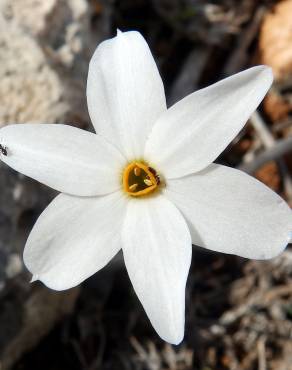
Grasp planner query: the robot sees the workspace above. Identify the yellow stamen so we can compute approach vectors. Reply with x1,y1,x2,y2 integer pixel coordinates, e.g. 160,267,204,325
129,183,138,191
144,178,153,187
122,161,160,197
134,166,141,176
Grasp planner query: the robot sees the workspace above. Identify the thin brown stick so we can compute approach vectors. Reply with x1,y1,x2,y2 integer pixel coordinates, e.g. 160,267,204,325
257,337,267,370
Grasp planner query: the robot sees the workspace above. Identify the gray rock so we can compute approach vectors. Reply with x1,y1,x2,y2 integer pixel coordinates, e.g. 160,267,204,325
0,0,112,367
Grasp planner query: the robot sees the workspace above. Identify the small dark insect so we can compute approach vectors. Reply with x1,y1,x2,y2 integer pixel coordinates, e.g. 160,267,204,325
0,144,7,156
148,167,157,175
148,167,161,185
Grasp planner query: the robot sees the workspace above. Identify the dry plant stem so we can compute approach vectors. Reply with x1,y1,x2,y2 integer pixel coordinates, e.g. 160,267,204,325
222,4,292,202
263,284,292,302
216,251,292,369
249,111,292,202
241,348,259,370
238,137,292,174
87,323,106,370
250,111,274,148
168,48,211,106
250,111,292,201
279,161,292,202
271,119,292,134
257,337,267,370
223,6,266,76
71,340,88,370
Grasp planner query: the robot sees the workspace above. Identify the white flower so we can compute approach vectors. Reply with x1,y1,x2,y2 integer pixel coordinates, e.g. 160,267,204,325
0,30,291,344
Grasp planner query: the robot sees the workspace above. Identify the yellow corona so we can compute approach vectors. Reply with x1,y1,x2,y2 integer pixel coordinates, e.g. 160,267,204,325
122,161,161,197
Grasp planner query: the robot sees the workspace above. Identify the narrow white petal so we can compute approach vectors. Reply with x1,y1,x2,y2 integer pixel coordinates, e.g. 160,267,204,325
122,195,192,344
165,164,292,259
145,66,273,177
87,30,166,159
24,191,127,290
0,124,126,196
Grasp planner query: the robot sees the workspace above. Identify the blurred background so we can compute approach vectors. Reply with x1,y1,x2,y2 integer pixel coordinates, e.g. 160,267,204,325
0,0,292,369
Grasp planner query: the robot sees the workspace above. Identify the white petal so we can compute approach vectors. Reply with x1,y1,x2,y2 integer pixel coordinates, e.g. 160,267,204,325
0,124,126,196
164,164,292,259
145,66,273,178
24,191,127,290
122,195,192,344
87,30,167,159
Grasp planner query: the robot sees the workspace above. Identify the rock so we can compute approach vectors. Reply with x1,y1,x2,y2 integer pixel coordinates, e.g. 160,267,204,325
0,0,111,367
259,1,292,135
1,0,57,36
0,0,93,127
0,19,68,126
259,0,292,81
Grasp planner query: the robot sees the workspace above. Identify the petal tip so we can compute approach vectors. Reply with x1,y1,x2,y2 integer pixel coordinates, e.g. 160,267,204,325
247,225,292,261
159,317,185,345
30,274,39,283
162,330,184,345
269,230,292,260
263,65,273,81
256,64,274,86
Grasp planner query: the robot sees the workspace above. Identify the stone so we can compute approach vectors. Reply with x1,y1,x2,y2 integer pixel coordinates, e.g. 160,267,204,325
0,0,106,367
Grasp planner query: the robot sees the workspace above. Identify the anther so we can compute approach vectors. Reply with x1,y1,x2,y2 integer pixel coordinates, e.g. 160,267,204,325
129,183,138,191
134,167,141,176
144,179,153,187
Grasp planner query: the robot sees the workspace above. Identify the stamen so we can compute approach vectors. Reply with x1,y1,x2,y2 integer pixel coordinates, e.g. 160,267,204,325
129,183,138,191
134,167,141,176
144,179,153,187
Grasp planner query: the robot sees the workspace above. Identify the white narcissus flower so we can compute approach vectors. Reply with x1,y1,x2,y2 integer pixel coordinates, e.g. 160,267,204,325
0,30,292,344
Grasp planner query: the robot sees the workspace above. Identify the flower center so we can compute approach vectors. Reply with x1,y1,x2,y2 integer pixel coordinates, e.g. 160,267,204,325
122,161,160,197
